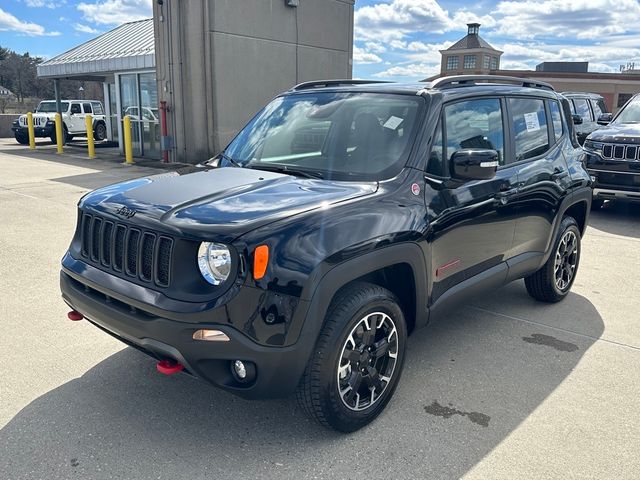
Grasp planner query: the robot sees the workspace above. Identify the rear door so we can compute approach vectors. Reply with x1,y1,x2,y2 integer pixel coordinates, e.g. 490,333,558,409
508,96,572,271
425,96,519,303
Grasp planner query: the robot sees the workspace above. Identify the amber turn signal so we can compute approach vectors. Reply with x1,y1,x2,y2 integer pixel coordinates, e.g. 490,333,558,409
253,245,269,280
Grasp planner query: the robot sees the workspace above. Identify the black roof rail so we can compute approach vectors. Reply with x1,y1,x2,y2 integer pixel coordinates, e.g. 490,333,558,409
291,79,392,91
429,75,554,91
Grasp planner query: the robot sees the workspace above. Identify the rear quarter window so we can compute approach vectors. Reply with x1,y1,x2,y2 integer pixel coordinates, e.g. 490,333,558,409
549,100,564,142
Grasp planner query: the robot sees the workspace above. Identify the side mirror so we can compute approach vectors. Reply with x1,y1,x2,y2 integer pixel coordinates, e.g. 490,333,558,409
450,149,499,181
572,114,583,125
597,113,613,126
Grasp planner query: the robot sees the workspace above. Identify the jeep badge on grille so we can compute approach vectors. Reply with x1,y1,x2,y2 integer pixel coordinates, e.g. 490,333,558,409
115,206,137,219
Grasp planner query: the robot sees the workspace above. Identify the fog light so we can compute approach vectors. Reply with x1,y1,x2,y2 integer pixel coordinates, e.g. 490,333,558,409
231,359,256,383
234,360,247,379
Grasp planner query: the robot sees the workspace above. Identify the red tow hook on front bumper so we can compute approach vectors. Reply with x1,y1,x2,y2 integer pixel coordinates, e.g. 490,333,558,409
67,310,84,321
156,360,184,375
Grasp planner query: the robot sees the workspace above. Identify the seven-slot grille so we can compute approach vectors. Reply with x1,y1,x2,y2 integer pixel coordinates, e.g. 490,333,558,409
602,143,640,161
80,213,173,287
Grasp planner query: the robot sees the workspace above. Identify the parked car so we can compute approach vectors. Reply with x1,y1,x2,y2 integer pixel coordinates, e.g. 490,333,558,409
583,92,640,208
561,92,610,145
60,76,592,432
12,100,107,145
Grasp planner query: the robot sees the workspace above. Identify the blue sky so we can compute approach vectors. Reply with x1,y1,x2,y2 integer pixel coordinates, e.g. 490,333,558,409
1,0,640,82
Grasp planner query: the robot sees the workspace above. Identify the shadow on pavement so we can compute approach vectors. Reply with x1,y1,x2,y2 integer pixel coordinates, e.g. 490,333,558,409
589,200,640,239
0,285,604,480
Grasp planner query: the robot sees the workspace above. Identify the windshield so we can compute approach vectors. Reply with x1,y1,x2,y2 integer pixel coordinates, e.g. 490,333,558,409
224,92,423,181
36,101,69,113
614,96,640,124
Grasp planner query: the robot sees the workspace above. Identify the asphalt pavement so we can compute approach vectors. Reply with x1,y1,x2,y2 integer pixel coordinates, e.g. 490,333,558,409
0,138,638,479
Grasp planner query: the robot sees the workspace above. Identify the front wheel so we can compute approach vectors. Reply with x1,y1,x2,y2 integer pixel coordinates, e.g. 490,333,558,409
525,216,581,303
296,282,407,432
15,132,29,145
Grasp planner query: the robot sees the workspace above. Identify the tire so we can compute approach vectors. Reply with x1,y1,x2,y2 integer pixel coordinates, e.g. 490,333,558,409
591,198,604,210
525,216,581,303
50,125,69,145
15,133,29,145
94,122,107,141
296,282,407,432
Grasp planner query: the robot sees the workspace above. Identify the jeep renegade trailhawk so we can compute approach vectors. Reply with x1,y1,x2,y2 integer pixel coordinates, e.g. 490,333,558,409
61,76,592,432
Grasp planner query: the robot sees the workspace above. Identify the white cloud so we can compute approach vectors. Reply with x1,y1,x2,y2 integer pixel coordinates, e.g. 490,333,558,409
494,0,640,40
24,0,62,8
74,23,101,34
77,0,152,25
0,7,60,36
451,10,497,29
373,62,440,79
353,45,383,64
355,0,453,41
365,42,387,54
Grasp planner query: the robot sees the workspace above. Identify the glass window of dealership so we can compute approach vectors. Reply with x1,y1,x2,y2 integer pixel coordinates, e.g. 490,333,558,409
109,71,160,159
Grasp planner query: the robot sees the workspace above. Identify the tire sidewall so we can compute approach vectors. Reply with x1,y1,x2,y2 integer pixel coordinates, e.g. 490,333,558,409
321,295,407,430
94,122,106,141
550,219,581,296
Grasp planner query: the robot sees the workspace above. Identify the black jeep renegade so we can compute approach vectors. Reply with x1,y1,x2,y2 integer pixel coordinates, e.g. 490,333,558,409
61,75,592,432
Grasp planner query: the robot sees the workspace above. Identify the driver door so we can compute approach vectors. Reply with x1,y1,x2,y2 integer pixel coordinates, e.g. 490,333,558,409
425,97,519,304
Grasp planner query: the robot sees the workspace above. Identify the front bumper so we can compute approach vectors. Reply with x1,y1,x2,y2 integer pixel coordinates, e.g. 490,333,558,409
61,269,316,399
587,165,640,202
12,124,55,138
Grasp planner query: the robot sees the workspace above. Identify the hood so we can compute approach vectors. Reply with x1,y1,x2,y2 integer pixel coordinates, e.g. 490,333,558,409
587,123,640,144
79,166,378,242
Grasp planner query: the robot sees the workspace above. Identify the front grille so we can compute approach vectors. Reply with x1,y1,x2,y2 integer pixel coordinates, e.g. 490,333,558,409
602,143,640,161
80,213,173,288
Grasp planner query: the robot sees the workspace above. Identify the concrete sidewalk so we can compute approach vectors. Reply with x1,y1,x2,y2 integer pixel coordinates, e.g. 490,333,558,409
0,144,638,480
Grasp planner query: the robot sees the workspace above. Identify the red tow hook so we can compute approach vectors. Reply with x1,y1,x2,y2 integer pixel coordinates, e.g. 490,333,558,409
156,360,184,375
67,310,84,321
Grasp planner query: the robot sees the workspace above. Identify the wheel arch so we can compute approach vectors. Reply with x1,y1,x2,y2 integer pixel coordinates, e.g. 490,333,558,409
301,243,429,337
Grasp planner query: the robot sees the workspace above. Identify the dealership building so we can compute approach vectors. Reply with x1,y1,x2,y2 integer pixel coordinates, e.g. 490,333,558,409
38,0,355,163
428,23,640,114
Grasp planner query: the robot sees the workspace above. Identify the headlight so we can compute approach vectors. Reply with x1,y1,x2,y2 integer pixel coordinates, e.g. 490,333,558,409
197,242,232,285
584,140,603,154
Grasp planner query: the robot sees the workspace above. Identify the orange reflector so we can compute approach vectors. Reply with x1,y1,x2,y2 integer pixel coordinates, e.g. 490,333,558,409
253,245,269,280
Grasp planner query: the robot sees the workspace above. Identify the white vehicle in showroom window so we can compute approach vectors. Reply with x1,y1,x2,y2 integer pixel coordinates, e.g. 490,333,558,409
11,100,108,145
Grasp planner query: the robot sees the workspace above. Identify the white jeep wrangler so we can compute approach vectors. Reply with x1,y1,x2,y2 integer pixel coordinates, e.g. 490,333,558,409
12,100,107,145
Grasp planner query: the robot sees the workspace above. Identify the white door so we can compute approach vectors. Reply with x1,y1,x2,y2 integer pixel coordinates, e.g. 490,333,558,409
68,103,85,134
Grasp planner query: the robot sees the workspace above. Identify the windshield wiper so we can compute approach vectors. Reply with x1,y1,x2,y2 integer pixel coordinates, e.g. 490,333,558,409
248,163,324,179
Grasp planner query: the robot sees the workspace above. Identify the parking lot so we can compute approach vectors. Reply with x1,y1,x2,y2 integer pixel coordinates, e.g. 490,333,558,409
0,137,639,479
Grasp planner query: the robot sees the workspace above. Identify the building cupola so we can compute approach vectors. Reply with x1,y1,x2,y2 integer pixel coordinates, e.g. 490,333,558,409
467,23,480,35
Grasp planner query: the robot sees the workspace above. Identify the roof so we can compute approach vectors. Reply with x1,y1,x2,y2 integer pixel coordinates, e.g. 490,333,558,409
446,33,499,51
37,19,154,78
0,85,13,94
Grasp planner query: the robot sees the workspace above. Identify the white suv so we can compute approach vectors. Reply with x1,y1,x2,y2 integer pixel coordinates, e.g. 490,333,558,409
12,100,107,145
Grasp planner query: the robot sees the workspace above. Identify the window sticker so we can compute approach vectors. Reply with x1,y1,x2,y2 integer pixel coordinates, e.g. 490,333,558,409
524,112,540,132
383,115,404,130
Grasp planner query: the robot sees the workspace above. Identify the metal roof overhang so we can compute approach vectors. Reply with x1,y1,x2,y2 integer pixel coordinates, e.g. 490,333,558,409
37,18,155,80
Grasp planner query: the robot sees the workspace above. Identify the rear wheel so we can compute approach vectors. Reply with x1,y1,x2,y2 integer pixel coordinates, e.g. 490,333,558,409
14,132,29,145
94,122,107,141
296,282,407,432
525,216,581,303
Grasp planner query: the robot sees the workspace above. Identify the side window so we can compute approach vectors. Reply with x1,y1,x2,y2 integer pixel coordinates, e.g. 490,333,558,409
82,102,92,114
70,103,81,114
426,120,444,176
549,100,564,142
568,100,576,114
573,98,592,121
444,98,505,165
509,98,550,161
92,102,104,115
591,99,605,118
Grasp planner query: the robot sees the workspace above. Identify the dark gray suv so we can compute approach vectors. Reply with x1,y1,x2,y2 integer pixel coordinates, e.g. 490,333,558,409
562,92,610,145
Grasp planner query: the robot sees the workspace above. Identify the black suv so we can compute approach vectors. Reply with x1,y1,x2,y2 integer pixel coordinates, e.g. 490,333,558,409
60,75,591,432
583,92,640,207
562,92,610,145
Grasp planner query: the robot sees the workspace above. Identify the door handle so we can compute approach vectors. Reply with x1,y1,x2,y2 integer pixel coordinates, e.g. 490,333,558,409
551,168,569,180
495,187,519,205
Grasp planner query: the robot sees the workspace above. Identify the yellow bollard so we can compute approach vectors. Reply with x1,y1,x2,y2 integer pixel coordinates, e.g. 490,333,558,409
85,113,95,159
123,115,133,164
27,112,36,149
54,113,64,154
